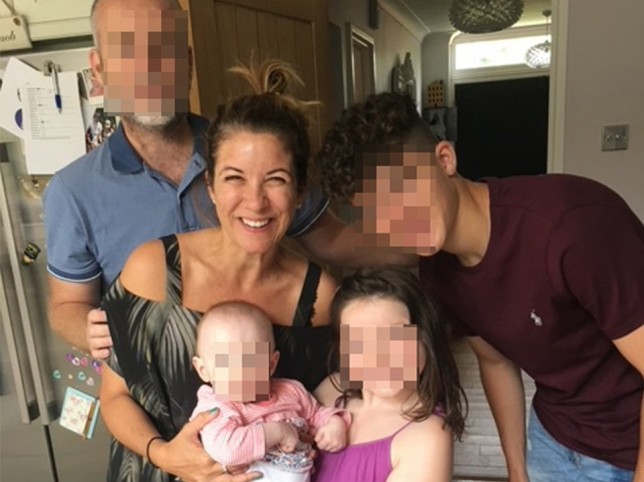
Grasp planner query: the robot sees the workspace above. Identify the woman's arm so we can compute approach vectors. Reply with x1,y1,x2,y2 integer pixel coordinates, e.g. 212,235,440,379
387,417,453,482
101,354,258,481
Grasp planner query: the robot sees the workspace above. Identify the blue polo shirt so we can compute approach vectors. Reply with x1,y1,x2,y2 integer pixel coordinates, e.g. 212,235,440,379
43,114,329,289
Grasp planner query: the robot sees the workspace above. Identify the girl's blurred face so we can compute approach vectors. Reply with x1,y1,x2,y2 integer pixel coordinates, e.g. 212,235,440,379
339,297,419,397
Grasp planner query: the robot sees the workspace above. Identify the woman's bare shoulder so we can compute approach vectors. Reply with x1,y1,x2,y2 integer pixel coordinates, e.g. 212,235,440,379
119,239,168,302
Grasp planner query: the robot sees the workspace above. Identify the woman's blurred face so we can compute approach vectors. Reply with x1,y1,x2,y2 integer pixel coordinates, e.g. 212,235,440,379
339,297,419,398
209,131,299,254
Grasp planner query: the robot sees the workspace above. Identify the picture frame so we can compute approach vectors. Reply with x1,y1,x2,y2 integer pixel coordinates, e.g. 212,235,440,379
346,23,376,105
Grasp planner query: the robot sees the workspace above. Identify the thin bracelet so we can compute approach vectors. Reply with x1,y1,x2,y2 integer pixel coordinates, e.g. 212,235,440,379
145,435,164,468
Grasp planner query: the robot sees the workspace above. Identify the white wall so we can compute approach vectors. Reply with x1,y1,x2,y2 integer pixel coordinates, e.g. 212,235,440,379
328,0,423,108
554,0,644,219
420,31,451,107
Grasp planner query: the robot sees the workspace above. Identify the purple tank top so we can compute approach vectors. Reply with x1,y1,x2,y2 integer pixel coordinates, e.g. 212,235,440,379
313,421,414,482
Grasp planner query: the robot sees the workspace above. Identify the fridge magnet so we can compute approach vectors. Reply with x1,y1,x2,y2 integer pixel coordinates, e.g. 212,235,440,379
85,108,118,152
53,370,62,380
79,67,104,104
21,242,41,265
77,371,87,382
59,387,101,439
92,360,103,375
86,377,95,387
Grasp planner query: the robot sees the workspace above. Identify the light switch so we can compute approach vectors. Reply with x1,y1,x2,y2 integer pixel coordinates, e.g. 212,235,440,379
601,125,629,151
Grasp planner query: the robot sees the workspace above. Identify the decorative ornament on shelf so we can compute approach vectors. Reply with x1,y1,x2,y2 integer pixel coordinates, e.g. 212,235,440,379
525,9,552,69
449,0,524,34
391,53,417,102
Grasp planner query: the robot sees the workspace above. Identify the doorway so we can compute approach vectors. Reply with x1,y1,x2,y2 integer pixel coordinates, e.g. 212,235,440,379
454,76,549,181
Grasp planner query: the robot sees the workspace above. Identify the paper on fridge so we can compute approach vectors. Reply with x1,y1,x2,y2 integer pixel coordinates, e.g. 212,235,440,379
21,69,85,174
0,57,37,139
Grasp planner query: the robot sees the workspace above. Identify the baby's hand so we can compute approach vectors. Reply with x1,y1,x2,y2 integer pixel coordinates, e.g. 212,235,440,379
314,415,347,452
278,422,300,453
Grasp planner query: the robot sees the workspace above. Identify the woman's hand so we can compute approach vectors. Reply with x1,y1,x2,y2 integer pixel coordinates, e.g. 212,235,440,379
151,411,263,482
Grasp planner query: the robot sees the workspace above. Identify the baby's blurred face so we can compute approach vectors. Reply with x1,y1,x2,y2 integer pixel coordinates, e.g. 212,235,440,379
196,318,273,403
339,298,419,397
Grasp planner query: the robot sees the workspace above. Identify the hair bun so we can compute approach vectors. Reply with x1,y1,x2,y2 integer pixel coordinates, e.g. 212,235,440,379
267,66,288,95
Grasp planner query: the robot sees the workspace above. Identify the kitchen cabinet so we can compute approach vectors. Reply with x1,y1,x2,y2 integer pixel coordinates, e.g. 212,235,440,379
7,0,93,41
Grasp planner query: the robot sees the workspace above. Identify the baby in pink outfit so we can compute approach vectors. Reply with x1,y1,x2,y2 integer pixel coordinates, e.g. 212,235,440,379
191,301,350,481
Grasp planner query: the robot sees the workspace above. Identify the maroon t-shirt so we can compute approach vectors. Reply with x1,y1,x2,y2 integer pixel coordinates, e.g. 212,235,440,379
420,174,644,470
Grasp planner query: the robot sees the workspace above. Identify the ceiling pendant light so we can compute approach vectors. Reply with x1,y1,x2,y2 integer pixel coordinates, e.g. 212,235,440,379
449,0,524,34
525,10,552,69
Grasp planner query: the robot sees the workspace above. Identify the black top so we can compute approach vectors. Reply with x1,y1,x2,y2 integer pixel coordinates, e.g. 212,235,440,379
103,235,333,482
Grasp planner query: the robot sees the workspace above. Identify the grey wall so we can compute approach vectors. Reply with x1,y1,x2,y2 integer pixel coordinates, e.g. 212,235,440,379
328,0,423,110
421,31,451,107
557,0,644,219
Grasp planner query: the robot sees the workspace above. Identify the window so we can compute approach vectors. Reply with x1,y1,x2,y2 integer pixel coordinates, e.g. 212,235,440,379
455,35,550,70
450,25,551,83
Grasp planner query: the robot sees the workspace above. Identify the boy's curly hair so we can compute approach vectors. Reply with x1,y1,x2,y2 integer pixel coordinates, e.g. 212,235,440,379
316,93,423,204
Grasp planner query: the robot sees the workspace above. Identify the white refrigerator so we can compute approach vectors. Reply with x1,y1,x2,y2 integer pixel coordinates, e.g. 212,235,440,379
1,43,111,482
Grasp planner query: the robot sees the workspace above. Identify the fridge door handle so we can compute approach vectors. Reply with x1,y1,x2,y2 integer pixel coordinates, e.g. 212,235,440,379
0,170,54,423
0,267,40,423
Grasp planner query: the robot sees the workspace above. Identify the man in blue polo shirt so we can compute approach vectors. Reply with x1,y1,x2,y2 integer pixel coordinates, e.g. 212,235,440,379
44,0,412,361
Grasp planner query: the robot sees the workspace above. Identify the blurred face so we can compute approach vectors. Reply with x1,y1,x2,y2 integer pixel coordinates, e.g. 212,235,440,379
91,1,190,124
193,318,279,403
209,131,299,254
353,141,457,257
339,298,419,398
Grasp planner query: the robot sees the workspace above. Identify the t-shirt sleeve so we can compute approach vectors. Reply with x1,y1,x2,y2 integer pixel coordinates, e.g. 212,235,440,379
549,204,644,340
286,184,330,238
43,175,101,282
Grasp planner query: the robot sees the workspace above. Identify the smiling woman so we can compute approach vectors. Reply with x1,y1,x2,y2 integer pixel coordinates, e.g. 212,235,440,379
99,59,339,482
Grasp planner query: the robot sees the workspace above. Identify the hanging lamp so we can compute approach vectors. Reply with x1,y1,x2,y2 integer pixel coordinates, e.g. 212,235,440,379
525,10,552,69
448,0,524,34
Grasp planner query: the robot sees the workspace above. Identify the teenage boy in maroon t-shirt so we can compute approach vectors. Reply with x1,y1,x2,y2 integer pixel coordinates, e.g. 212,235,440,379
317,92,644,482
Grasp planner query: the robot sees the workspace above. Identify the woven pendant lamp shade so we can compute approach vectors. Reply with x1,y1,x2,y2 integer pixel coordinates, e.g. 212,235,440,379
525,10,552,68
449,0,524,34
525,40,551,68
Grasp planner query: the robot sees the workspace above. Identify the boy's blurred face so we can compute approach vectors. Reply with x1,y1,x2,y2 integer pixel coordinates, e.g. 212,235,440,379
339,298,419,397
353,144,440,256
94,3,190,123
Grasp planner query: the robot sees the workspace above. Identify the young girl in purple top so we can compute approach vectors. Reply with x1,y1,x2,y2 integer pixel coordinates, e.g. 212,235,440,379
314,268,466,482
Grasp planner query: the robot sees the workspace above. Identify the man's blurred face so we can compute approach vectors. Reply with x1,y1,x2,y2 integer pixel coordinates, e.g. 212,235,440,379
97,5,190,123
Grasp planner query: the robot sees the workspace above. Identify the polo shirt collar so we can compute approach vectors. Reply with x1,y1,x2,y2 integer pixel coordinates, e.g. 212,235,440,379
109,113,210,174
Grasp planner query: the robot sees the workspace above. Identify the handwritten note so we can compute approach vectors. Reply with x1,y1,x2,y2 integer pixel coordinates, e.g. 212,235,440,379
22,70,85,174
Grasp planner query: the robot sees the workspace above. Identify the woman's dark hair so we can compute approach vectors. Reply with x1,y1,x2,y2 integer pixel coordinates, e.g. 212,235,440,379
328,267,466,440
205,60,318,195
316,92,437,204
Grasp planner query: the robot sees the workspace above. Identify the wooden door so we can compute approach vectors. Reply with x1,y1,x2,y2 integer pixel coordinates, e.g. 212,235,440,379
180,0,333,148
